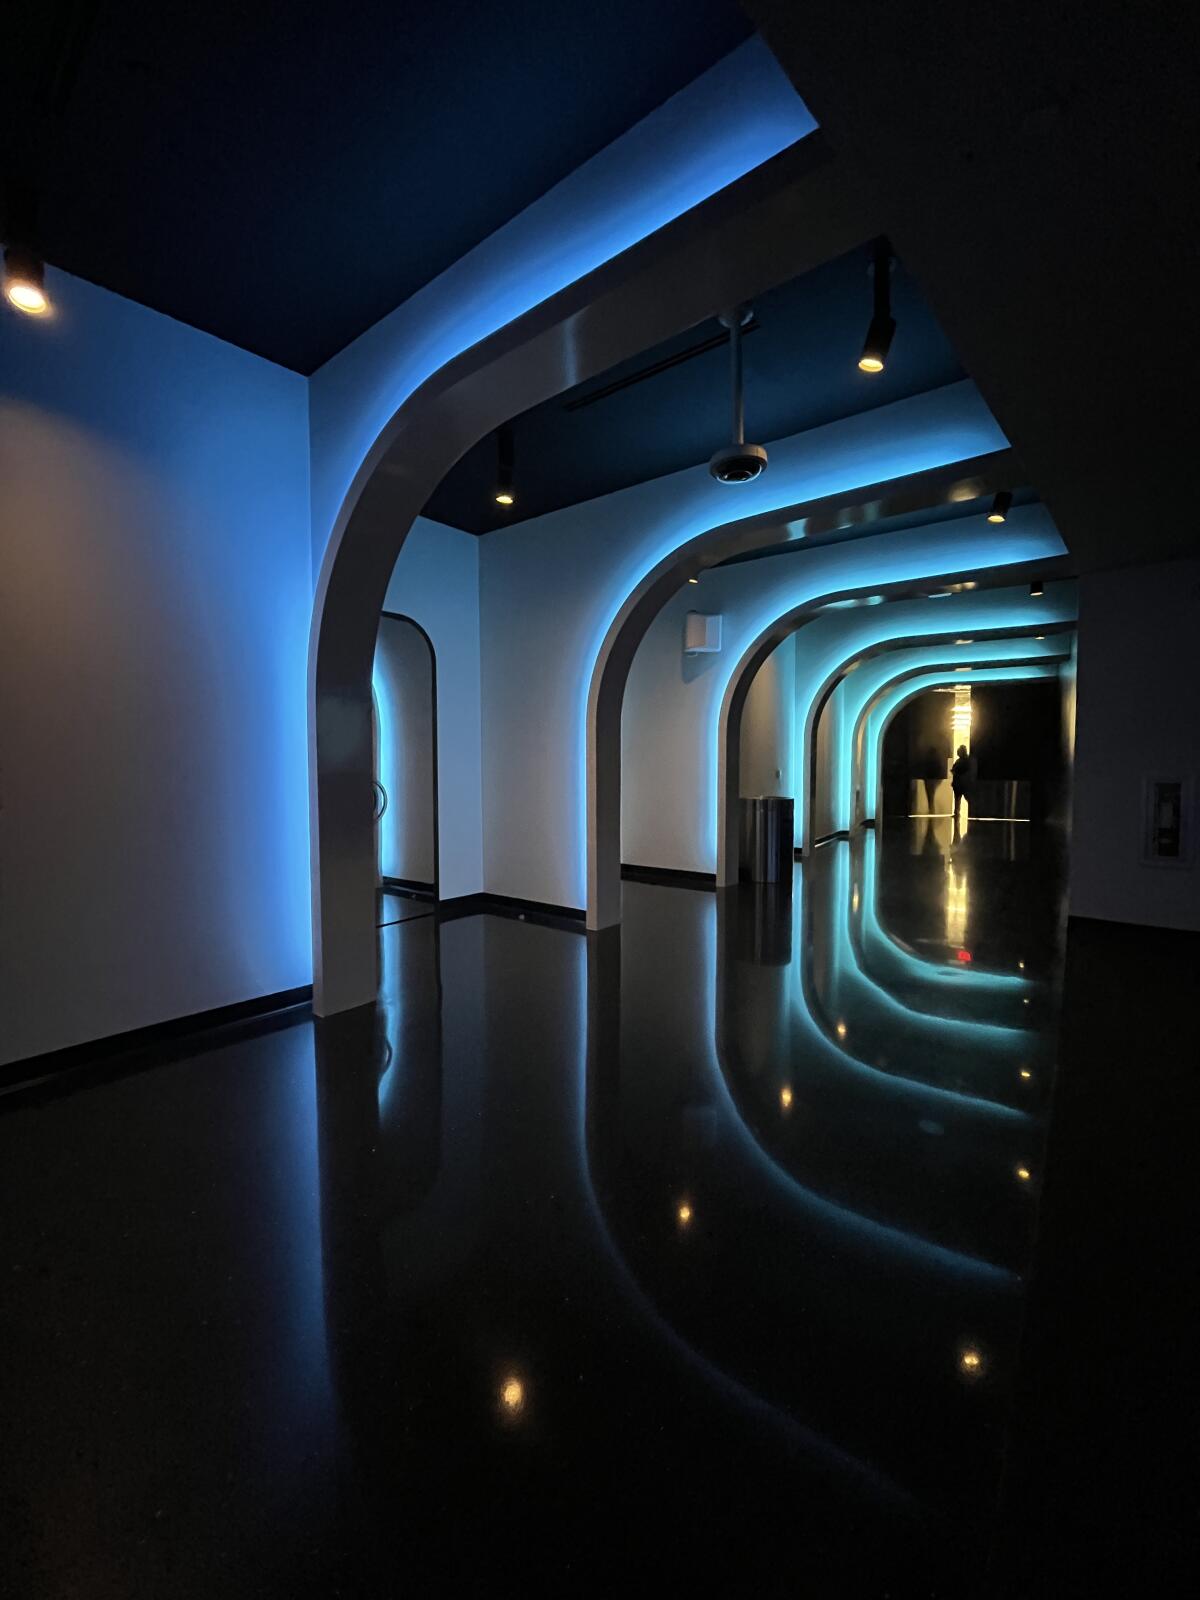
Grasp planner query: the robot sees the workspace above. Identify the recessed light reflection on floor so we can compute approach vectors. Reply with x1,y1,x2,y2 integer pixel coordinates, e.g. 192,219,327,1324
499,1375,526,1419
779,1085,793,1112
676,1200,693,1229
958,1345,987,1380
835,1020,848,1040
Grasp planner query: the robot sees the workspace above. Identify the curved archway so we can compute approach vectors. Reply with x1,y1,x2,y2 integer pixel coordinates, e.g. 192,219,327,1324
374,611,438,900
309,137,863,1014
586,452,1023,923
808,622,1075,838
860,662,1062,825
710,532,1072,884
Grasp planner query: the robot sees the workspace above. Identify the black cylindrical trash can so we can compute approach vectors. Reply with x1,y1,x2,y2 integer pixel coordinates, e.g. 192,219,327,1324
739,796,794,883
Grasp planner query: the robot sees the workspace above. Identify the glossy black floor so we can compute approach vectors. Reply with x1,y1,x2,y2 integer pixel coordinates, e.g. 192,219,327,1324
2,821,1194,1597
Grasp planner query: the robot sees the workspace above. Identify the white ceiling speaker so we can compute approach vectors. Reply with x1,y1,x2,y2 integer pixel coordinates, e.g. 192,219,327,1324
709,305,768,484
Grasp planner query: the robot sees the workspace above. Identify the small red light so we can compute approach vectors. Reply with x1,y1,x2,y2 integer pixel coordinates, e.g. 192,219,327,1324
956,949,972,963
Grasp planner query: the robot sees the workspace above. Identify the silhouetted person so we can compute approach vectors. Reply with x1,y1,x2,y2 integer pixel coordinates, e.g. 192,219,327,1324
951,744,971,822
918,744,943,814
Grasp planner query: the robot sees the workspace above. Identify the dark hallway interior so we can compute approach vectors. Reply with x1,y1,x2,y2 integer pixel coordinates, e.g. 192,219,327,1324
3,5,1197,1595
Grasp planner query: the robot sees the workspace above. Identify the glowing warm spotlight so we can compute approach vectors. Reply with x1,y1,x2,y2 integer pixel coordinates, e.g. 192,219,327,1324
987,489,1013,524
835,1020,848,1040
499,1376,526,1415
3,247,49,315
1016,1166,1032,1183
688,576,699,585
493,422,515,508
1019,1069,1032,1080
959,1346,987,1378
857,239,895,373
676,1200,693,1228
780,1086,793,1111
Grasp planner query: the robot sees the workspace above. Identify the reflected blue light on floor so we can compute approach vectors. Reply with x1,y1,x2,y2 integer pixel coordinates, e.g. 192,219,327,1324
825,842,1031,1063
569,937,911,1498
694,894,1023,1281
858,832,1029,993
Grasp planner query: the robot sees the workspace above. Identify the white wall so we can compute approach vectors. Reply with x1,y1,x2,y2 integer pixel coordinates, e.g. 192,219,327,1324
0,272,312,1065
381,518,483,901
1070,559,1200,931
374,617,436,885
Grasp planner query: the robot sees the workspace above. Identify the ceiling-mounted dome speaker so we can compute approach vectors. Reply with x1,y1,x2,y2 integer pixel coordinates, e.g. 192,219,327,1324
709,305,768,484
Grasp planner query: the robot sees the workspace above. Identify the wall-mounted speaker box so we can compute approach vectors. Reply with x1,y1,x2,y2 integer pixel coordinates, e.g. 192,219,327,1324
684,611,722,654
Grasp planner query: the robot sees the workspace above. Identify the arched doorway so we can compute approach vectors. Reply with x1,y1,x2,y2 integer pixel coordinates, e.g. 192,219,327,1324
374,613,438,908
309,138,876,1014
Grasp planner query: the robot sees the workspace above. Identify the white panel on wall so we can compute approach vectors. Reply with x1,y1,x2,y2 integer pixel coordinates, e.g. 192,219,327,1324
684,612,723,654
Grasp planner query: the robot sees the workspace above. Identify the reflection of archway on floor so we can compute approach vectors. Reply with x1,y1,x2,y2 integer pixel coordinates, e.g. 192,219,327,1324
310,137,876,1015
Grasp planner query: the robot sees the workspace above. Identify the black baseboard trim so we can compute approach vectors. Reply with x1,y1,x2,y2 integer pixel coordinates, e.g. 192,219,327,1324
437,891,586,933
0,985,314,1102
381,876,436,900
621,863,717,890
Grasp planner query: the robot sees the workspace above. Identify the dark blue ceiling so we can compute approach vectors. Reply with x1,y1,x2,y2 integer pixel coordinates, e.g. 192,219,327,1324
425,245,968,533
1,0,753,371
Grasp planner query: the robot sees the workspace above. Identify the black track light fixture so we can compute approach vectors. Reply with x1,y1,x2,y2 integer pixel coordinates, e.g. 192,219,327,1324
988,490,1013,524
1029,579,1044,597
494,422,515,508
709,305,767,483
858,240,895,374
